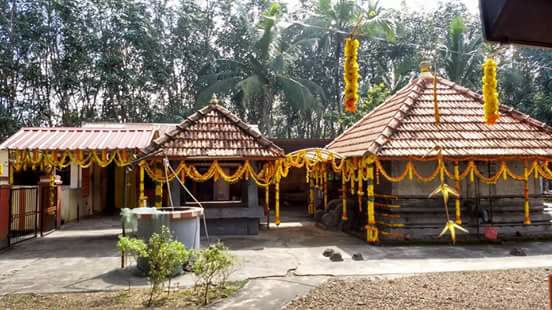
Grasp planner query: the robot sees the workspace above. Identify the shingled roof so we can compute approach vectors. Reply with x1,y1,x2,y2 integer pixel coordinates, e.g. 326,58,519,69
326,74,552,158
0,126,155,151
149,102,284,159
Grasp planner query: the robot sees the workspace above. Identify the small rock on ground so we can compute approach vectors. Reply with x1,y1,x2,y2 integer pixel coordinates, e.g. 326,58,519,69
322,248,334,257
329,252,343,262
510,247,527,256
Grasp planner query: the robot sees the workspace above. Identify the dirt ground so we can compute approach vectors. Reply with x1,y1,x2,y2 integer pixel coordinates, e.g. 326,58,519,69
0,282,244,310
285,268,551,310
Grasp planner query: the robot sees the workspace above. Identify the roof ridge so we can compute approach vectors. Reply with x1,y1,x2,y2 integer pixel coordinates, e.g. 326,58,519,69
362,77,427,155
148,103,284,157
210,104,284,153
325,78,419,149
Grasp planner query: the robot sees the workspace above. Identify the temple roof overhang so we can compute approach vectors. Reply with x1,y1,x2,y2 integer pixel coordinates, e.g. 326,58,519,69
326,75,552,159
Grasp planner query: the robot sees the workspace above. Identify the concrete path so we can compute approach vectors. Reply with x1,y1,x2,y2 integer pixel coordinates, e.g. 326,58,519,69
209,276,328,310
2,214,552,304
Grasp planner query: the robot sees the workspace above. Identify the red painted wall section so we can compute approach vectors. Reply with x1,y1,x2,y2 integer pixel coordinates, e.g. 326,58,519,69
0,184,10,247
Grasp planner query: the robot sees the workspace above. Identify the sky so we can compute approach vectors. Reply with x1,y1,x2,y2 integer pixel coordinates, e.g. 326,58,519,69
380,0,479,13
282,0,480,14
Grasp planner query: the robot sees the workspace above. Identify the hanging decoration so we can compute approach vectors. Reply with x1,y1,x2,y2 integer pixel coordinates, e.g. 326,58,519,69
343,36,360,113
10,149,133,172
373,156,552,185
482,58,500,125
433,73,440,125
429,182,468,244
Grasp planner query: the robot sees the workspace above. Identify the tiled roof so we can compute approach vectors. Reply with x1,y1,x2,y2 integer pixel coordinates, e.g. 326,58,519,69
0,127,155,151
149,103,284,159
326,74,552,158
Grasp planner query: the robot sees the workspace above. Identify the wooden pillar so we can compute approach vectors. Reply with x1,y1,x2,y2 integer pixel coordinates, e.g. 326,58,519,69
366,162,378,243
323,166,328,211
154,182,162,208
138,161,147,207
454,161,462,224
308,178,315,216
39,174,60,235
341,169,348,221
523,160,531,224
275,180,280,226
357,166,364,212
264,184,270,216
264,184,270,227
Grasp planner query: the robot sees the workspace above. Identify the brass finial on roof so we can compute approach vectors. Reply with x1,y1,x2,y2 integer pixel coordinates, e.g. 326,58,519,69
419,61,433,78
209,94,219,105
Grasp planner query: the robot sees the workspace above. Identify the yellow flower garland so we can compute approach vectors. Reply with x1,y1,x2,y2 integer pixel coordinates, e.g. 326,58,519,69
343,37,360,113
482,58,500,125
11,149,133,171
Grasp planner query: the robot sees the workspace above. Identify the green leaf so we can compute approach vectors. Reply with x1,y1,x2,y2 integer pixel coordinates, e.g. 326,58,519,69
197,77,242,105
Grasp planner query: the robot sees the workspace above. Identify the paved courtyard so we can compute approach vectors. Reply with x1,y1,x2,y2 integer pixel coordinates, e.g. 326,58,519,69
2,211,552,308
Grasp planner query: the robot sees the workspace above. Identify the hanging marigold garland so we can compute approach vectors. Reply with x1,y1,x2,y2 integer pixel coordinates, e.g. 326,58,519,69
343,36,360,113
433,73,440,125
10,149,133,172
482,58,500,125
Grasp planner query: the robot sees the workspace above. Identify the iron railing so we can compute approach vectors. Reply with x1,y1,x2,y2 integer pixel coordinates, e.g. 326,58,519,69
8,186,39,246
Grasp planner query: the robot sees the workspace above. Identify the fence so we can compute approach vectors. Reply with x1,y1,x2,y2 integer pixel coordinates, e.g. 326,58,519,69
9,186,39,246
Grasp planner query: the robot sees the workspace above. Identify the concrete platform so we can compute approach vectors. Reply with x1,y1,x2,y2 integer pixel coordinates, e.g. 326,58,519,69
1,211,552,299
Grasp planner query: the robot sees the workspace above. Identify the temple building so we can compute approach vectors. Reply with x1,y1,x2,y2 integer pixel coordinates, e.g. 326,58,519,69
326,71,552,242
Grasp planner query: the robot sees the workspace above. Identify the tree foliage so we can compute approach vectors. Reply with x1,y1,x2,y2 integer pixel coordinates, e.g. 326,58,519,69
2,0,552,140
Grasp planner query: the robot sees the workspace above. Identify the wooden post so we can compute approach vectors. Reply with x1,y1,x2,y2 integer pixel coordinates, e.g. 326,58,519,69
454,161,462,224
275,179,280,226
357,166,364,212
138,161,147,207
323,166,328,211
308,178,315,216
366,162,377,244
475,164,481,237
523,161,531,224
265,184,270,229
154,165,162,209
341,170,348,221
488,162,495,223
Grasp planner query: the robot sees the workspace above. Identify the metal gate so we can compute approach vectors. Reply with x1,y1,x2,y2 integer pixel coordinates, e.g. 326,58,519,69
9,186,39,246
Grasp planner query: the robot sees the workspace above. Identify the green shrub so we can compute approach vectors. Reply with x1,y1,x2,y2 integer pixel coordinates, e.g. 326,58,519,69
192,242,235,305
118,226,190,306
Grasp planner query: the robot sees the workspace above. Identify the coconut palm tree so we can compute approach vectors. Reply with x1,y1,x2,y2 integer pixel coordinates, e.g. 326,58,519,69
441,16,482,88
288,0,394,112
197,3,326,135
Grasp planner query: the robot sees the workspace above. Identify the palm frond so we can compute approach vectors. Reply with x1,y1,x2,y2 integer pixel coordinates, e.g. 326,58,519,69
236,74,265,103
275,75,316,111
197,76,242,105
